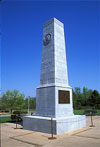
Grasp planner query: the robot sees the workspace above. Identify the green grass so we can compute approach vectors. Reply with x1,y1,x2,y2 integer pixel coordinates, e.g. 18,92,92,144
97,110,100,115
0,116,11,123
22,109,35,112
74,110,100,115
74,110,85,115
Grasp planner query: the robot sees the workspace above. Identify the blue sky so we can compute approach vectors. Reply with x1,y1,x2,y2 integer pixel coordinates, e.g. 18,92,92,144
1,0,100,97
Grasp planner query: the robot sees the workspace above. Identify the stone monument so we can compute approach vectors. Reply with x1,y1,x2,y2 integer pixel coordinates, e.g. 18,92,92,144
23,18,86,134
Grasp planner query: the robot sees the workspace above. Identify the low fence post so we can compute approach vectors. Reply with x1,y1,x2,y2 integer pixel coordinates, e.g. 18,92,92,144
16,114,18,129
89,112,95,127
14,114,18,129
48,117,56,140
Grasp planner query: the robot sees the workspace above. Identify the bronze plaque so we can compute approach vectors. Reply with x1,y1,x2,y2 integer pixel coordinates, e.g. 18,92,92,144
59,90,70,104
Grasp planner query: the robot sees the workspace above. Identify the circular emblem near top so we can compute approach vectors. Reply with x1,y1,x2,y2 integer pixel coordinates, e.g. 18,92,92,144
43,33,51,46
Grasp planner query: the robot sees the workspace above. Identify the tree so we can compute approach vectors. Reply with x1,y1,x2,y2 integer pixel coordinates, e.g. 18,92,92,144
72,89,77,109
88,90,100,109
23,97,36,110
0,92,10,110
75,87,81,95
82,87,92,106
73,88,82,109
1,89,25,112
73,87,97,109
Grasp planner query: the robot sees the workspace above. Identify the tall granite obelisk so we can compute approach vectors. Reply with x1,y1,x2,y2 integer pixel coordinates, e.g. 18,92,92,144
23,18,86,134
36,18,73,118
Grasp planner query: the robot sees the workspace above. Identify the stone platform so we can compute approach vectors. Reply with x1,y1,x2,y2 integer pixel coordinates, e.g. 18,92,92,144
23,115,86,135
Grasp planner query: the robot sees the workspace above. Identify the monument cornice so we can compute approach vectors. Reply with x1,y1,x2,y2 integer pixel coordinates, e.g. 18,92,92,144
37,83,72,89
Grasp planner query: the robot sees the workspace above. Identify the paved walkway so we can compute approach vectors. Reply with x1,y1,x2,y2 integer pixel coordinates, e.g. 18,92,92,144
1,116,100,147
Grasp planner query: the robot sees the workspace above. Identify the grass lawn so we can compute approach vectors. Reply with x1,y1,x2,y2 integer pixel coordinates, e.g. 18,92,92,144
74,110,84,115
97,110,100,115
74,110,100,115
0,116,11,123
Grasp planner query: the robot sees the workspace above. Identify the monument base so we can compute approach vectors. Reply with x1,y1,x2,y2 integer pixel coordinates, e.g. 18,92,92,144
23,115,86,135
